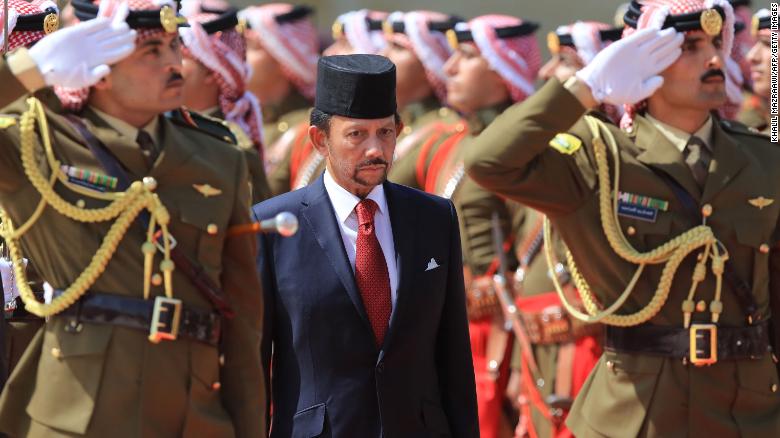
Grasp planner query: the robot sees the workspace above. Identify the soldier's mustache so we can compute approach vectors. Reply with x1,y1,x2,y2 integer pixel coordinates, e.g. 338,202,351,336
700,69,725,82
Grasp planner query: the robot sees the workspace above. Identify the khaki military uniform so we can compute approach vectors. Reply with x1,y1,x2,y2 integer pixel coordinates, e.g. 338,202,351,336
737,92,770,135
388,96,458,190
466,78,780,437
261,91,312,196
0,59,265,438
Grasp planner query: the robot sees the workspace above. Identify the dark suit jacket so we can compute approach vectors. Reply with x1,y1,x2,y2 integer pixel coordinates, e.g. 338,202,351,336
253,176,478,438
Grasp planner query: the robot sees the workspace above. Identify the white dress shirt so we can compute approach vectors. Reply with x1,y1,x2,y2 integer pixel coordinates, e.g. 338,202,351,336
323,170,399,309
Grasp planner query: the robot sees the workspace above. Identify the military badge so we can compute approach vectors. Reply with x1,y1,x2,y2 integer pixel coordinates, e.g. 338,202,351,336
549,133,582,155
700,9,722,36
193,183,222,198
617,191,669,223
61,165,118,192
748,197,774,210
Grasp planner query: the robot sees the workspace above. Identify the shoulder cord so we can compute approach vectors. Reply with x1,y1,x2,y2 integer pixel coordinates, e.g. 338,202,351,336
543,115,727,327
0,97,174,317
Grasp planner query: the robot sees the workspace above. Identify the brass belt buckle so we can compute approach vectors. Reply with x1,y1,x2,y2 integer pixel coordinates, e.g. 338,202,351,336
689,323,718,366
148,296,182,343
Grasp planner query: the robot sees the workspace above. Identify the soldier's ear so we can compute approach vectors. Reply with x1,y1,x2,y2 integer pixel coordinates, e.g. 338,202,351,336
92,74,112,91
308,125,329,157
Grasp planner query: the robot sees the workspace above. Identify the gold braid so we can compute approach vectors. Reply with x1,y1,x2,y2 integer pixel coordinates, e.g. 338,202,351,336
0,97,175,317
543,115,727,327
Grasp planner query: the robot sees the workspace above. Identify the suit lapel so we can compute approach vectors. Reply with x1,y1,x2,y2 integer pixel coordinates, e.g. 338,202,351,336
301,177,371,330
634,115,703,201
701,121,748,204
381,182,418,353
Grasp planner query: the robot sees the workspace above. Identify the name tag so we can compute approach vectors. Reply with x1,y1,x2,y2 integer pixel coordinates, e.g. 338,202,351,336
617,202,658,222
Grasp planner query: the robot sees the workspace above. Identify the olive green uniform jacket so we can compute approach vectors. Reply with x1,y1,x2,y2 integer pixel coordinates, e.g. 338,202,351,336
465,79,780,437
388,96,457,190
261,91,311,196
0,60,265,438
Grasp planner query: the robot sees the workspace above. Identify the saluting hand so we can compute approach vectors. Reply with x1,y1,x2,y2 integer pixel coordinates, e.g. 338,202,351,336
574,27,684,106
28,1,136,89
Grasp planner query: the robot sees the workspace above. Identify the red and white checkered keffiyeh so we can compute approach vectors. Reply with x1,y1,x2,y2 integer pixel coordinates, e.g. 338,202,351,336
467,15,542,103
333,9,387,55
0,0,59,53
731,5,754,83
556,21,616,65
755,9,775,38
180,10,264,148
620,0,735,129
54,0,178,110
239,3,319,101
384,10,453,102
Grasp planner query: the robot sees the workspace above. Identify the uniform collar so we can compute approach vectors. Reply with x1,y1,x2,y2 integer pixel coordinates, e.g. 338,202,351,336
645,112,713,153
262,89,311,123
467,100,513,136
323,168,388,225
89,106,161,145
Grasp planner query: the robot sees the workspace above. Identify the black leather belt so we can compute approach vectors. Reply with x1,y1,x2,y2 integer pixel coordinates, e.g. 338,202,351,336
606,322,772,366
55,292,221,347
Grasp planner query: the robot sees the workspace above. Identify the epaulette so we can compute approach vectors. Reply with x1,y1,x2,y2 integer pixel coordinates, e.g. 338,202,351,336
0,114,18,129
220,119,255,150
719,119,770,140
168,108,238,145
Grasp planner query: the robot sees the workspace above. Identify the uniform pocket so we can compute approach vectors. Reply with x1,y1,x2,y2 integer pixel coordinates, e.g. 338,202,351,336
732,355,780,436
292,403,327,438
176,197,228,275
181,342,233,437
575,351,664,437
26,320,113,434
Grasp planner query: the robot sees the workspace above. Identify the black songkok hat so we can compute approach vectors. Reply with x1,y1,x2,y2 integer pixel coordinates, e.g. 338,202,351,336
315,54,397,119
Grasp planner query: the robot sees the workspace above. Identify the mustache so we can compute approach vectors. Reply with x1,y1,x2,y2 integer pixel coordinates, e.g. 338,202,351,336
700,69,725,82
167,72,184,85
357,158,389,168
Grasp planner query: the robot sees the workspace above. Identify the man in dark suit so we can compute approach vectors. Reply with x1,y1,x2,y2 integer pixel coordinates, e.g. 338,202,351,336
253,54,479,438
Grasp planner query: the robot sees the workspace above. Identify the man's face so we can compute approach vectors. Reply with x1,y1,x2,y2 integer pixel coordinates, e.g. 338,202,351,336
181,56,219,111
382,42,429,107
538,50,584,83
746,34,772,98
311,115,399,197
245,38,288,102
650,30,727,111
443,43,509,113
95,33,184,115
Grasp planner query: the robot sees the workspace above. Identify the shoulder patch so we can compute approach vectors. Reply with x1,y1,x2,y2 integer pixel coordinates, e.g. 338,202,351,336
549,133,582,155
222,120,255,150
0,115,17,129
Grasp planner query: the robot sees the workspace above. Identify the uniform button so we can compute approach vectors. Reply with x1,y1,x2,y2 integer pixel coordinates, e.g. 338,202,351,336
211,381,221,391
277,121,289,132
51,347,62,359
701,204,713,218
760,244,770,254
151,274,163,286
696,300,707,313
626,226,636,236
438,108,451,118
219,354,225,366
76,199,86,208
772,384,778,393
207,223,218,235
222,136,232,143
402,126,412,135
142,176,158,191
536,378,545,388
606,360,614,372
455,123,466,133
488,360,499,371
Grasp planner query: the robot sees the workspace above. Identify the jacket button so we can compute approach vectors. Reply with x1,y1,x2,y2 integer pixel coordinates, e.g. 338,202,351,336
51,347,62,359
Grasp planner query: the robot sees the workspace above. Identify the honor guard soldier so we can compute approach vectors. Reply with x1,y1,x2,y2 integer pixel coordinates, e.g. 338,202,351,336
0,0,58,387
505,20,622,438
239,3,318,196
0,0,266,436
424,14,542,438
179,1,271,203
381,11,459,190
739,8,773,134
466,1,780,436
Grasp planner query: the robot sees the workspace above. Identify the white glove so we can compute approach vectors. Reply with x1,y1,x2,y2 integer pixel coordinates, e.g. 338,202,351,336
28,3,136,89
575,27,683,105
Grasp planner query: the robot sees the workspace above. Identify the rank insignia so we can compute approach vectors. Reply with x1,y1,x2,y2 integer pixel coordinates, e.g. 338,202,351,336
549,133,582,155
748,197,774,210
0,116,16,129
61,165,117,192
193,183,222,198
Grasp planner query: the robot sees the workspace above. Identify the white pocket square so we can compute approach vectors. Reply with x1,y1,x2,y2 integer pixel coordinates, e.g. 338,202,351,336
425,258,440,272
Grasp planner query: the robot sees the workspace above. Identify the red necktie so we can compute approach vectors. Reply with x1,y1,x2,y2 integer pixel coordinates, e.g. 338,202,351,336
355,199,392,347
